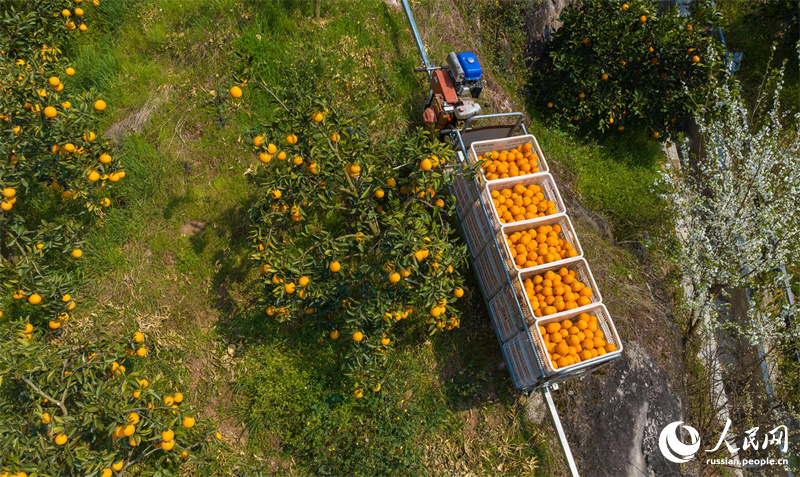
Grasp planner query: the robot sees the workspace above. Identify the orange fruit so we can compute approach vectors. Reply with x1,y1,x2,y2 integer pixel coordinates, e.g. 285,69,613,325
330,330,339,339
352,331,364,342
44,106,57,118
329,261,341,272
93,99,106,111
229,86,242,98
182,416,196,428
55,434,67,445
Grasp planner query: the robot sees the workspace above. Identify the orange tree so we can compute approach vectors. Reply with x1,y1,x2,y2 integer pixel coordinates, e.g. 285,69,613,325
0,322,206,476
534,0,722,138
246,95,469,397
1,0,122,330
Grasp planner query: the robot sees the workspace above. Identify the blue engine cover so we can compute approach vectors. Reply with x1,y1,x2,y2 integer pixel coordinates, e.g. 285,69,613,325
457,52,482,81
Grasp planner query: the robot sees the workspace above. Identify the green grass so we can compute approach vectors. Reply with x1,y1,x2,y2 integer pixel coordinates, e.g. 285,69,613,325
526,112,668,239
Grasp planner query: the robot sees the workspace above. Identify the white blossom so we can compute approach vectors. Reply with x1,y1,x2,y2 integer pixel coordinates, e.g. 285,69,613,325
660,61,800,341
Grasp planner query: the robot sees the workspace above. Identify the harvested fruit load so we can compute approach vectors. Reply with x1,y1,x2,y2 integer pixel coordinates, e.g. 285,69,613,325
479,142,541,181
505,223,578,269
537,313,617,370
491,183,557,224
522,267,594,318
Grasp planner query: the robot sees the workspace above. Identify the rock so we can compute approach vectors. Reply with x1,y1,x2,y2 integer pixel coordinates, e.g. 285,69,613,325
558,341,685,477
526,0,578,70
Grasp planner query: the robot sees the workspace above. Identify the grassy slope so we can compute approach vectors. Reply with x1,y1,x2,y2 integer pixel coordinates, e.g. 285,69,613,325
72,1,560,475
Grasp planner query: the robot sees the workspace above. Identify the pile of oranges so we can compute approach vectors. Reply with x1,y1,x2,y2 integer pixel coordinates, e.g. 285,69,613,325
490,183,557,224
522,267,594,317
537,313,617,370
505,223,578,269
479,142,541,181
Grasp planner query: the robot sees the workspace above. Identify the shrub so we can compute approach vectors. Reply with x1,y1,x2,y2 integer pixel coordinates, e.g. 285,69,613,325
1,0,123,330
245,94,469,395
0,322,205,476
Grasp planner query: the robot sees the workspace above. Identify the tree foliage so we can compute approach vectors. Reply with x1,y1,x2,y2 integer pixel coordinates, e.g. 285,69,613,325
0,323,205,477
535,0,723,138
246,95,469,396
1,0,122,330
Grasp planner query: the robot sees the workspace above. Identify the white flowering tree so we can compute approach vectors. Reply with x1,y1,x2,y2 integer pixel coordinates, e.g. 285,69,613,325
662,61,799,344
659,59,800,471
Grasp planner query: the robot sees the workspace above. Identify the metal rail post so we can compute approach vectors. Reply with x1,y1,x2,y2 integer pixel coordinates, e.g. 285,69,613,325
542,385,580,477
400,0,432,72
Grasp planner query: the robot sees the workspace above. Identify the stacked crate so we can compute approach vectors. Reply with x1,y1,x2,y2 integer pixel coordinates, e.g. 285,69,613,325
451,135,623,389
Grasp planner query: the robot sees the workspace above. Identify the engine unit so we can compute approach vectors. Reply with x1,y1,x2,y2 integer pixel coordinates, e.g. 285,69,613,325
423,51,484,131
447,51,483,99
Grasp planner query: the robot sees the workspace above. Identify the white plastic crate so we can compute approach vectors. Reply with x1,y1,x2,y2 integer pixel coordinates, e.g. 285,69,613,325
452,168,479,210
513,257,603,326
496,213,583,275
529,303,623,376
467,134,549,185
488,285,526,343
473,242,508,298
460,200,493,257
502,332,541,389
479,173,566,231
